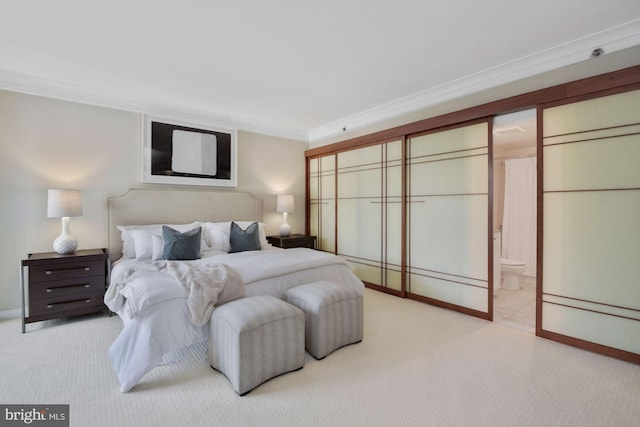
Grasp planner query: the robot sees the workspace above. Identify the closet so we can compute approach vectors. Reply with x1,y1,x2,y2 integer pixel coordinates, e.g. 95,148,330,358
306,65,640,364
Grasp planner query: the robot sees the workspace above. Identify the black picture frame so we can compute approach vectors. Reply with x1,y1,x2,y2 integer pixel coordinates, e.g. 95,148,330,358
143,115,237,187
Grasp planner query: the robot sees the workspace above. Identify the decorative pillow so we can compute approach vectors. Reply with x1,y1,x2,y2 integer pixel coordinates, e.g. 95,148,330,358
118,222,207,260
204,221,269,252
162,226,202,260
229,221,261,253
234,221,269,249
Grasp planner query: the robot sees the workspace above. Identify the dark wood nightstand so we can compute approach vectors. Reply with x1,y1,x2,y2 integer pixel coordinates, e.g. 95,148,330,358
20,248,109,333
267,234,317,249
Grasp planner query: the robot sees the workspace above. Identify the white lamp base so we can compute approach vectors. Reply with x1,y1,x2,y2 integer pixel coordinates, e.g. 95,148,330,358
279,223,291,237
53,237,78,254
53,217,78,254
279,212,291,237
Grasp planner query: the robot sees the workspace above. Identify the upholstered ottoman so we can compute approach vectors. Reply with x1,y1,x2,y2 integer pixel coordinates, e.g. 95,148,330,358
283,281,363,360
208,295,305,395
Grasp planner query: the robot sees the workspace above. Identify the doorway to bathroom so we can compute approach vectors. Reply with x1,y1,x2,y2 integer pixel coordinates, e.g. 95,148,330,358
492,109,537,333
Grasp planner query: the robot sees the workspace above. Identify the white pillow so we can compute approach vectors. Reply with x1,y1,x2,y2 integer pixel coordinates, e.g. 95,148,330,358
151,234,164,261
204,222,231,252
203,221,268,252
132,229,159,260
117,224,162,259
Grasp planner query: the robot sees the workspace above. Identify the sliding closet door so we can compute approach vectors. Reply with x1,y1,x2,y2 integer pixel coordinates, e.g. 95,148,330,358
540,88,640,361
406,120,491,318
309,155,336,252
336,141,403,293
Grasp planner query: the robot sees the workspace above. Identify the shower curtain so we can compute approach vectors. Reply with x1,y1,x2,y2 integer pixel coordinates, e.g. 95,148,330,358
502,157,537,277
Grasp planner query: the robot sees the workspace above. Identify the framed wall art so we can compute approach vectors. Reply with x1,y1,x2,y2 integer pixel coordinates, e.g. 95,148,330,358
143,115,237,187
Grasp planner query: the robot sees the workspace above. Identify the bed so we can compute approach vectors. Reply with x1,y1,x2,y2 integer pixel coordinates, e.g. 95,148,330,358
105,188,364,392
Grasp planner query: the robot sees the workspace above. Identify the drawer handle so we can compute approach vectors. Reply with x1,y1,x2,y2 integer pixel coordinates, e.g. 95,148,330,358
46,267,91,275
47,299,91,309
46,284,91,293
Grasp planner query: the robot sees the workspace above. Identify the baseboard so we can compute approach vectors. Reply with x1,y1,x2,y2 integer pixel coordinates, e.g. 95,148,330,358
0,308,20,320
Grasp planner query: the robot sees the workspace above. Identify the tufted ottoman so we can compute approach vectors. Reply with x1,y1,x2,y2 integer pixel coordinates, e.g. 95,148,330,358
208,295,305,395
283,281,363,360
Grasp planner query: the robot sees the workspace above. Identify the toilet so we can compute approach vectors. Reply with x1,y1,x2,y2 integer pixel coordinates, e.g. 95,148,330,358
500,258,526,290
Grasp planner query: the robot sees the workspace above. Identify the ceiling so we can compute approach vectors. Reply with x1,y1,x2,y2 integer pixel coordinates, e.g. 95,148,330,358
1,1,639,145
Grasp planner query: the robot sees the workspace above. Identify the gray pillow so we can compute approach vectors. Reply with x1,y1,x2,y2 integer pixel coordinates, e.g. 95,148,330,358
229,221,261,253
162,225,202,260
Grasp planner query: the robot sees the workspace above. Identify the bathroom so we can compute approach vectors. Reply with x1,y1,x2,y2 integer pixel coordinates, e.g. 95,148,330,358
493,109,537,332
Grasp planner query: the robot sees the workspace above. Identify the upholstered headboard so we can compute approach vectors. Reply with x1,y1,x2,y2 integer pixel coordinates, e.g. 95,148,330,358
108,188,263,261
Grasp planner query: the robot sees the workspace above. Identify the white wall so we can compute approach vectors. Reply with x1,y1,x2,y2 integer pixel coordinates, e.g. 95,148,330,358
0,90,307,311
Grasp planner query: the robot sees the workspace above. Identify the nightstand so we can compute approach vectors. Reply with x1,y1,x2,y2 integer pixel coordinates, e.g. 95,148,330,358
20,248,109,333
267,234,317,249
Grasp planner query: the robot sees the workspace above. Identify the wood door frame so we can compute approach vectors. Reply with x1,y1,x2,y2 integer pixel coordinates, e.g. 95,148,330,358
536,83,640,365
404,117,493,320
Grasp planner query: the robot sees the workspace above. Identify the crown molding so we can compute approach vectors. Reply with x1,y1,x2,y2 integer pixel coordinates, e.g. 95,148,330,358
1,18,638,146
0,70,308,143
308,18,640,143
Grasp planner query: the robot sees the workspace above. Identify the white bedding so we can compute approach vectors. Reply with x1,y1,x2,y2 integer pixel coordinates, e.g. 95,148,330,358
106,261,244,326
106,247,364,392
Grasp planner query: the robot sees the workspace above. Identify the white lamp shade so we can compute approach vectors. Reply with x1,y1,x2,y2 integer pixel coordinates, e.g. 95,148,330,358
276,194,294,213
47,189,83,218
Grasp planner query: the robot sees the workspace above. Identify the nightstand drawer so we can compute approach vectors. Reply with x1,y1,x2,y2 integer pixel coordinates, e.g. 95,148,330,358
267,234,317,249
283,237,315,248
29,275,105,301
28,260,104,283
28,292,105,317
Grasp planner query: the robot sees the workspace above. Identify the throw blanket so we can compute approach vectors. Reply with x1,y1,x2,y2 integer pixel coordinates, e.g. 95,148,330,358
105,261,244,326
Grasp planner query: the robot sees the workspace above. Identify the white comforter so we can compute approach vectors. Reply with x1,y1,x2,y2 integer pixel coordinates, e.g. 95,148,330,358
106,247,364,392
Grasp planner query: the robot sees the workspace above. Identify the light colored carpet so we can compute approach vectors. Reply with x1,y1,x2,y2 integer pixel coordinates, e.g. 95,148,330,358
1,289,638,427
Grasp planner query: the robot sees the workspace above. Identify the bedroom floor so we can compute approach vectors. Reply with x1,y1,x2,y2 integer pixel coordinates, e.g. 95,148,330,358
1,288,638,427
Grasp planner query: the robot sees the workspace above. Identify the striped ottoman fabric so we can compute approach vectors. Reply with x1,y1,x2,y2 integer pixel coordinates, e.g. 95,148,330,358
208,295,305,395
283,281,363,360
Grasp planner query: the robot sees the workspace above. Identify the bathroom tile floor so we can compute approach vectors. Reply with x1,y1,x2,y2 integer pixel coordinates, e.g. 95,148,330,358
493,276,536,332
